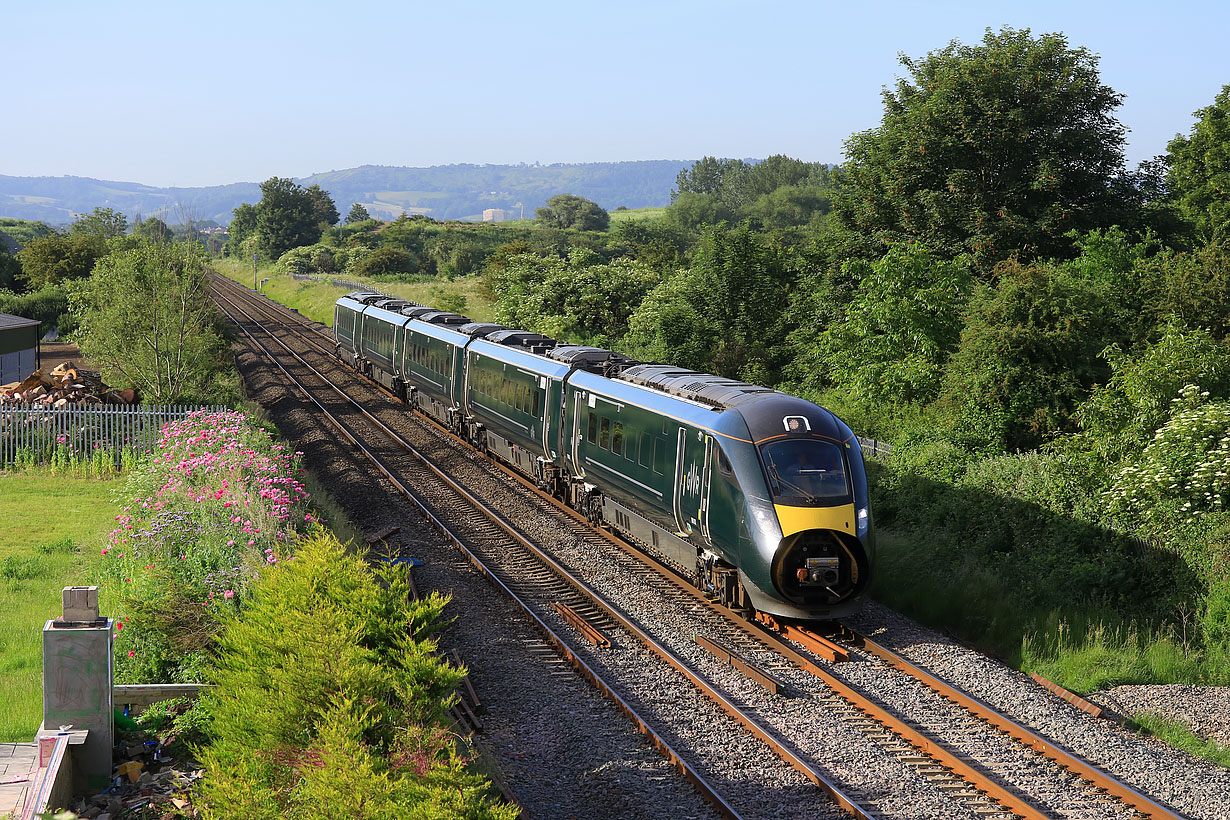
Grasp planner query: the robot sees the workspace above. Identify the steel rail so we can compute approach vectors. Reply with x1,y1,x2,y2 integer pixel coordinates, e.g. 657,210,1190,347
842,629,1188,820
213,288,748,820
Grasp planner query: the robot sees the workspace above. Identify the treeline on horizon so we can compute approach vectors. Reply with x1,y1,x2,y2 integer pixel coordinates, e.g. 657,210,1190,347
3,26,1230,692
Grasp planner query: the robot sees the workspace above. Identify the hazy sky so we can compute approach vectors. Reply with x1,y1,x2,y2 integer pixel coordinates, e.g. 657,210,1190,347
2,0,1227,188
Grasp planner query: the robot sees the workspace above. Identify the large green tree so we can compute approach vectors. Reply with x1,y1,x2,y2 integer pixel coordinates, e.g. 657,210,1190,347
1167,85,1230,242
70,207,129,240
802,244,972,405
344,203,372,224
16,233,106,289
306,184,340,228
535,194,610,231
625,224,795,383
833,27,1128,268
233,178,326,261
71,241,227,403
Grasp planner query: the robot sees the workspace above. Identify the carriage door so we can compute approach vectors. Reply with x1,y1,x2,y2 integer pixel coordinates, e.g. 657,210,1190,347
674,426,709,538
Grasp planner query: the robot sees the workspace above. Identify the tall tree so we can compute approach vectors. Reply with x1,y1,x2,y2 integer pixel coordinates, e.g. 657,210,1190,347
253,178,323,260
626,224,795,383
345,203,372,224
673,156,748,199
833,27,1128,269
535,194,610,231
306,184,340,228
71,241,227,403
70,207,129,240
1166,85,1230,243
133,216,173,243
228,203,258,249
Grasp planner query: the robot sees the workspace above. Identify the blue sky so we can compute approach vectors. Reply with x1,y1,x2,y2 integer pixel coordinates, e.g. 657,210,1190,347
2,0,1226,188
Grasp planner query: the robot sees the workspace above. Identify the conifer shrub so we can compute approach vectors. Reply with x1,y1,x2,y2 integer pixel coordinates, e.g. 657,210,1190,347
194,529,514,820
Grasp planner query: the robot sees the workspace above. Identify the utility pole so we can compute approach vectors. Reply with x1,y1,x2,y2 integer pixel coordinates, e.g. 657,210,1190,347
253,252,258,290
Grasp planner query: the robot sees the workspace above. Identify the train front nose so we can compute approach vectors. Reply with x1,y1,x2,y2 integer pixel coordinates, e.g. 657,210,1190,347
771,505,870,606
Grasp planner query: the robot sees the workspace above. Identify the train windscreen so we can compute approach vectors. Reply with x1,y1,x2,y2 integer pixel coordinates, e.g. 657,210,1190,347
760,439,850,503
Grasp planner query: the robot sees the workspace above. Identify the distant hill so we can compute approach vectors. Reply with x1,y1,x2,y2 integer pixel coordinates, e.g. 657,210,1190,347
0,161,694,226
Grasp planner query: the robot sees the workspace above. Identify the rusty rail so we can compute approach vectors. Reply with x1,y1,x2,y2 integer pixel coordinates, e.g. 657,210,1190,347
849,631,1186,820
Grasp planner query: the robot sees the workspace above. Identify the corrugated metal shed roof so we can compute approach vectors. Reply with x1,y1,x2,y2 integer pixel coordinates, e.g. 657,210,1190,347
0,313,39,331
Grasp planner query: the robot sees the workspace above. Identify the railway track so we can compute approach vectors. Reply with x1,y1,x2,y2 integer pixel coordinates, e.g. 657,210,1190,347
210,274,1195,820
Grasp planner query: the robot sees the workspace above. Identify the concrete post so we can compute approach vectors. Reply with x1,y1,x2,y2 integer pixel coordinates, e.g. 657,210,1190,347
43,586,113,791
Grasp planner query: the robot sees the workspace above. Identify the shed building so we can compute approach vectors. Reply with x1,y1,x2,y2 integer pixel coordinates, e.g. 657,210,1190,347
0,313,40,386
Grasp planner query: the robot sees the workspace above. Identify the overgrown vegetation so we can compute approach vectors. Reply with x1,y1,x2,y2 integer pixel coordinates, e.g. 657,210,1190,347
194,530,514,819
100,410,314,683
87,408,509,817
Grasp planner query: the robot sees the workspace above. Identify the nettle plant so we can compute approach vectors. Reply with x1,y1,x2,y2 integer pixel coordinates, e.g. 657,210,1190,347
1105,385,1230,538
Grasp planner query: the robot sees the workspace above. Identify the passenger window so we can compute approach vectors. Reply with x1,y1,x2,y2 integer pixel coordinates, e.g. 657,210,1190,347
612,422,623,456
532,388,541,417
600,417,610,449
652,438,666,475
638,434,651,467
588,413,598,443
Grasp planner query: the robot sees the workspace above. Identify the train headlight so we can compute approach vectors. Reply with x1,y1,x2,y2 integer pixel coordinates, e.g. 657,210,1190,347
856,506,868,536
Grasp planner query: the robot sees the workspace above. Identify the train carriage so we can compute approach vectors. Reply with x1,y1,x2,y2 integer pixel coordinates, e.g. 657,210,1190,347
353,302,408,390
464,332,567,485
401,312,470,426
333,292,386,363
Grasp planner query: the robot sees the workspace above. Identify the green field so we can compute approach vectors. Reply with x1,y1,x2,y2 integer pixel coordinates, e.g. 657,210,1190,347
609,206,668,223
0,473,121,741
211,258,496,325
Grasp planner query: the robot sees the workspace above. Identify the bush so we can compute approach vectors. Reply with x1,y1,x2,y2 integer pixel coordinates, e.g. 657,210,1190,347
0,284,69,337
102,410,314,683
194,530,515,820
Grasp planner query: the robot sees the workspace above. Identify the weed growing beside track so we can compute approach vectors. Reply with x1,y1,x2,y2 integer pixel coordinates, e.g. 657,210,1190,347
93,408,513,815
100,409,314,683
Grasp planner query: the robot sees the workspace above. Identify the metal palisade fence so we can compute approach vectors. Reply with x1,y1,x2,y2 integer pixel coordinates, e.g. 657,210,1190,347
0,404,228,468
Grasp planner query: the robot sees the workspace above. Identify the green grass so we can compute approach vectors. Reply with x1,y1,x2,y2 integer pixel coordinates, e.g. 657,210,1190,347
1132,711,1230,766
211,258,496,324
0,473,122,741
872,528,1229,693
609,206,668,223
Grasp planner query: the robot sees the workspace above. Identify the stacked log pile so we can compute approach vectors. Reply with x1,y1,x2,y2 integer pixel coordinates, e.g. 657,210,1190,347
0,362,136,406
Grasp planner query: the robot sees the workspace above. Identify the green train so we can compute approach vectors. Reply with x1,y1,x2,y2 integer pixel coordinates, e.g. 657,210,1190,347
335,292,874,621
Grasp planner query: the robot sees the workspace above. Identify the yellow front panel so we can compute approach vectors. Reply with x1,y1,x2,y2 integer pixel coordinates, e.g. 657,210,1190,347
774,503,855,537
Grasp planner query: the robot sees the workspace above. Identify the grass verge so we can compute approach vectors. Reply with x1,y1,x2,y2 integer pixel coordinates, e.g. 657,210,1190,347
211,258,496,324
871,529,1229,692
0,473,121,741
1132,711,1230,766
